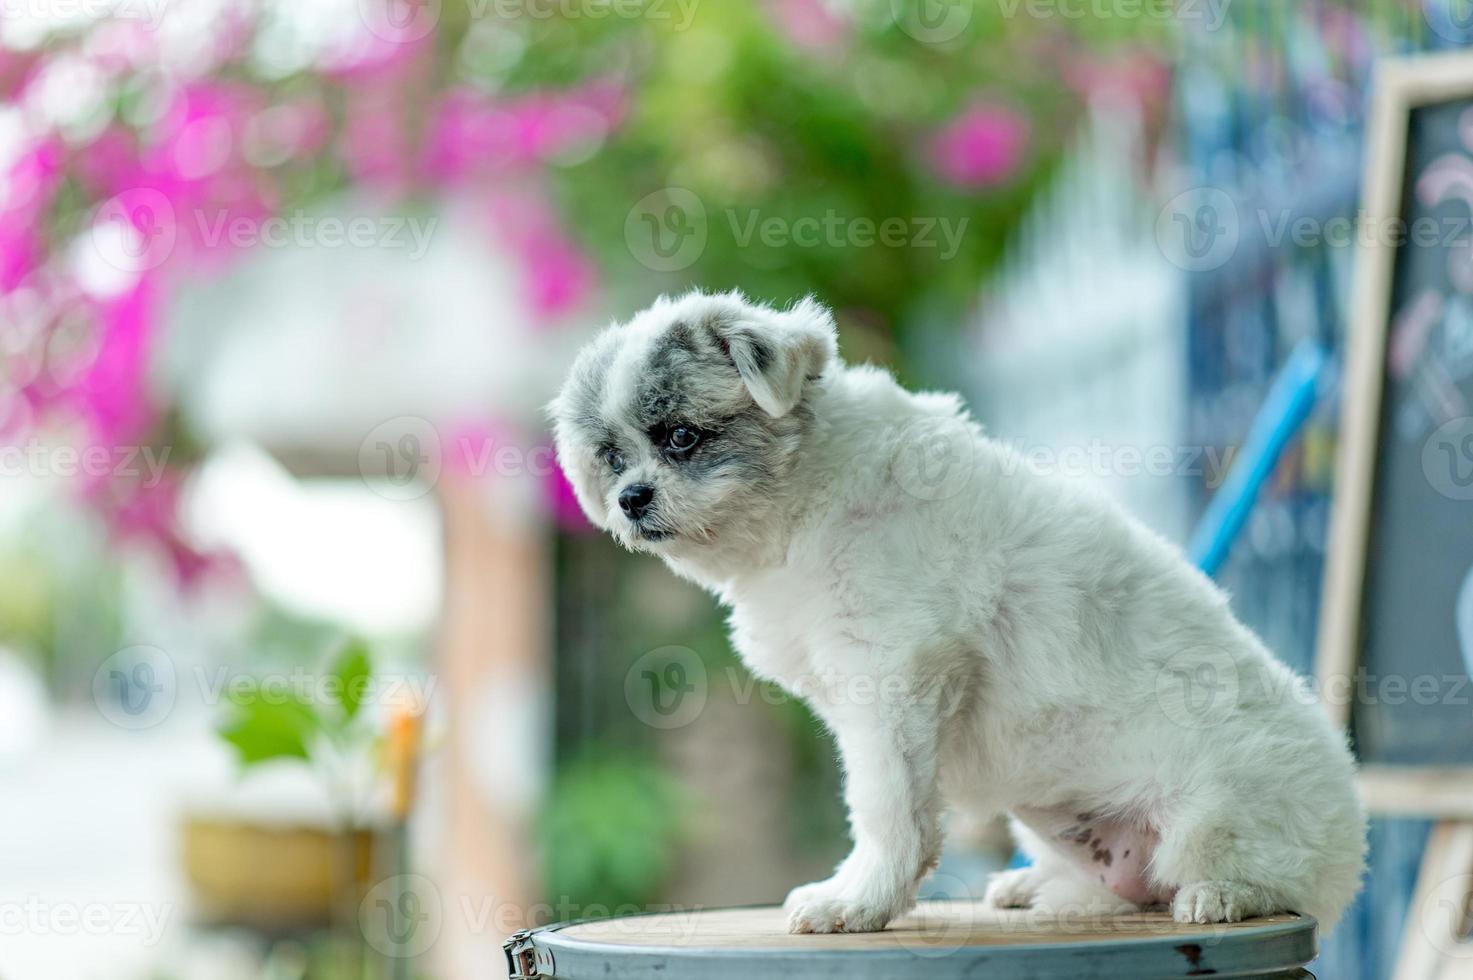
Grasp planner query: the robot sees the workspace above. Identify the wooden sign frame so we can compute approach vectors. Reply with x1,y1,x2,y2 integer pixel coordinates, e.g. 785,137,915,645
1317,50,1473,818
1315,50,1473,980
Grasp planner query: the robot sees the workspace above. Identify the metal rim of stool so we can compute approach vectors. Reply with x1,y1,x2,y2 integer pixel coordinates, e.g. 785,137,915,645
504,905,1319,980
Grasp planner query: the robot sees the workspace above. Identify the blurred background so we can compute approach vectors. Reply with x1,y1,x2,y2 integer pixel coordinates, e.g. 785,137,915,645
0,0,1461,977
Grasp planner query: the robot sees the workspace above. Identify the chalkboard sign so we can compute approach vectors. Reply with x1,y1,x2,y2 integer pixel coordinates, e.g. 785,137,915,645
1319,51,1473,816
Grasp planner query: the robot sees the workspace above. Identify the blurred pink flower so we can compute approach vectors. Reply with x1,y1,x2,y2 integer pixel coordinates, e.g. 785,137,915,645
426,83,621,319
209,4,258,67
92,470,225,588
149,83,262,181
443,419,522,482
135,83,277,263
447,423,592,530
84,18,162,73
326,40,434,195
74,126,144,197
763,0,849,52
342,93,417,193
1062,51,1170,111
0,48,41,101
321,26,435,83
76,274,159,450
488,188,598,322
0,384,35,439
547,457,592,533
526,235,597,320
425,79,626,182
35,272,223,586
67,275,232,584
0,137,64,291
929,103,1030,189
245,98,332,165
0,231,39,293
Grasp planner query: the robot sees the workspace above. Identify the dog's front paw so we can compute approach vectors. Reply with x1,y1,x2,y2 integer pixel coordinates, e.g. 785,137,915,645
1172,881,1275,924
783,879,899,934
984,867,1040,909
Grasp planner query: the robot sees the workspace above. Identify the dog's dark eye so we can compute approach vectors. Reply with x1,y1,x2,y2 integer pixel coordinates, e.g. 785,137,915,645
602,447,626,474
665,426,700,453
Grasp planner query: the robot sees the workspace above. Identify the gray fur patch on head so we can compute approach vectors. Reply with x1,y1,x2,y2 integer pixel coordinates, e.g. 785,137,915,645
550,289,837,551
632,318,751,430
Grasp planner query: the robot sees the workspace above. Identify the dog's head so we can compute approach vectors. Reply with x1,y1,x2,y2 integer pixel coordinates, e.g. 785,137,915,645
550,290,836,554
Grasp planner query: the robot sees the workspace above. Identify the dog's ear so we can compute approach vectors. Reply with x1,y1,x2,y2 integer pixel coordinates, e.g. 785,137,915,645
707,297,836,417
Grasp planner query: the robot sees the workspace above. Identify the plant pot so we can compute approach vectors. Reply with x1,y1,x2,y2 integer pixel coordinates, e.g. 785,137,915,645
181,815,382,931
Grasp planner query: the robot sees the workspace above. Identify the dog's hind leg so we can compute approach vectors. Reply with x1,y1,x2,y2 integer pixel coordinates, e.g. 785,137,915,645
986,817,1143,915
1150,811,1291,924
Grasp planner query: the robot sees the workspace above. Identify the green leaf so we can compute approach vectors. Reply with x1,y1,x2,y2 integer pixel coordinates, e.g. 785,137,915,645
218,694,319,767
330,639,372,722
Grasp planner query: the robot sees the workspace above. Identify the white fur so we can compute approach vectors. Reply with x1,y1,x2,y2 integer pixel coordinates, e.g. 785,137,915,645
552,291,1366,935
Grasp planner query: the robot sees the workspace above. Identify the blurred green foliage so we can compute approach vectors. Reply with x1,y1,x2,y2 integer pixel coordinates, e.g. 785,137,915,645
450,0,1157,377
537,749,689,911
0,512,124,692
217,638,377,802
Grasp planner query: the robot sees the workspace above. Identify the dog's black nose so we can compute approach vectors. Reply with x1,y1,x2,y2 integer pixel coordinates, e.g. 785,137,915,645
619,484,655,520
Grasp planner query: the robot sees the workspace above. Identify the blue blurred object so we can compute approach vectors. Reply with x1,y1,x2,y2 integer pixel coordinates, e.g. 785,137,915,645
1187,340,1329,578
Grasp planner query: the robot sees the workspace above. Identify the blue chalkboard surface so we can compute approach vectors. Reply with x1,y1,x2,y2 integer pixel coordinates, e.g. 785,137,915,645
1354,97,1473,767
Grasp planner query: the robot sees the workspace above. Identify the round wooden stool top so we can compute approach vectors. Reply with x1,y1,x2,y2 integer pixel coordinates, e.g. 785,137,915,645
504,901,1317,979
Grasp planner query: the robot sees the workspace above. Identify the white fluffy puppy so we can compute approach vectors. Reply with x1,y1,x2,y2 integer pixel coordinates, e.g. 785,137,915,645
550,290,1366,935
